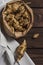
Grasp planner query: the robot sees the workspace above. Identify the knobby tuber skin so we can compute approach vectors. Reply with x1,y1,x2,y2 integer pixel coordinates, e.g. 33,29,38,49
15,40,27,62
33,33,39,39
3,1,31,32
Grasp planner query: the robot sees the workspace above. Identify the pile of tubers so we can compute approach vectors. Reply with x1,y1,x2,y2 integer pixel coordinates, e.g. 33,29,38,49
2,1,34,38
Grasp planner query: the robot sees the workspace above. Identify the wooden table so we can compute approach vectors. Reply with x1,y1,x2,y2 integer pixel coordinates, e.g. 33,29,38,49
0,0,43,65
17,0,43,65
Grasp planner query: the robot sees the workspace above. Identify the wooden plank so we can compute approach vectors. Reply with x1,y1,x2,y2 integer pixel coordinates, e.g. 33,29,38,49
24,0,43,7
27,49,43,65
33,9,43,27
17,28,43,48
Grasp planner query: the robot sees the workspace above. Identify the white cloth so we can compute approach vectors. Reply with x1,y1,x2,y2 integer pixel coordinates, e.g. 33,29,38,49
0,0,12,11
0,30,35,65
0,0,21,11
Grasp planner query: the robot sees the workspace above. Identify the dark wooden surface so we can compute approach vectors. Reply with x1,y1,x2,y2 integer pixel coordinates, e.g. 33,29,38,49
17,0,43,65
0,0,43,65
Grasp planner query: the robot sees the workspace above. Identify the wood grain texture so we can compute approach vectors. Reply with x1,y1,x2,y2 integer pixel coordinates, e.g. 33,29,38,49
27,49,43,65
24,0,43,7
33,9,43,27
